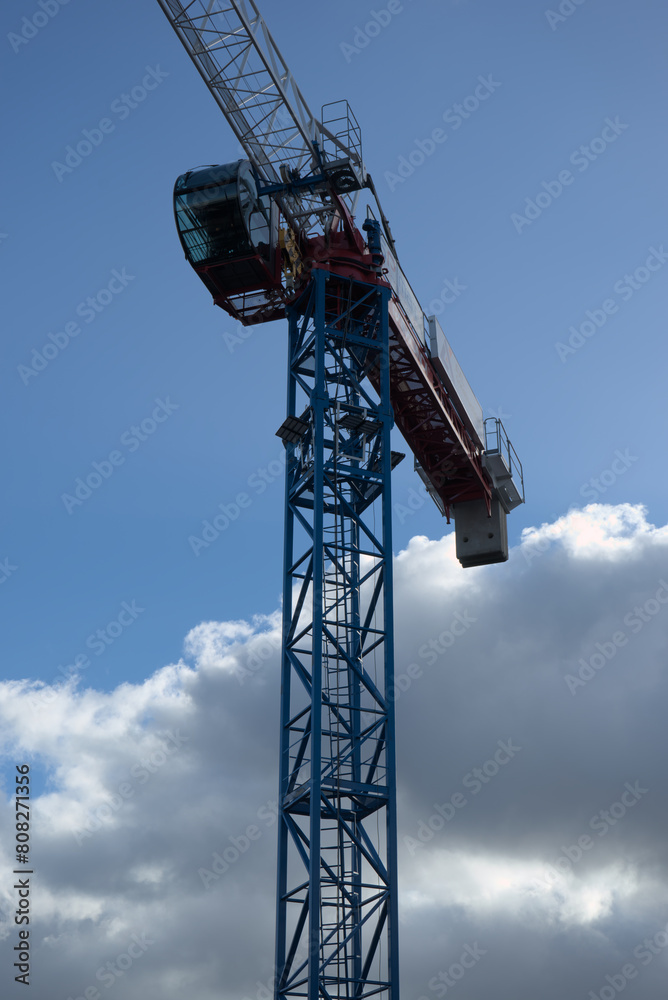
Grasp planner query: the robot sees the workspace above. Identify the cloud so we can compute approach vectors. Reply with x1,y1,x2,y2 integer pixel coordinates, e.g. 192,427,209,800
1,504,667,999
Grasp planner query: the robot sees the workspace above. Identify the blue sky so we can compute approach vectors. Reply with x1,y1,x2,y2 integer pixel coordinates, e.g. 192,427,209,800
1,2,668,998
2,0,666,692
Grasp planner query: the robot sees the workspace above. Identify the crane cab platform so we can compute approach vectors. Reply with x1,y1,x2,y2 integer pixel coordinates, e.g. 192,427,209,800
173,161,282,323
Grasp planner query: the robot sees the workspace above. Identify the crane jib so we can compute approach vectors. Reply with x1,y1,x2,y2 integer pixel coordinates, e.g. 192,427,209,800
155,0,366,233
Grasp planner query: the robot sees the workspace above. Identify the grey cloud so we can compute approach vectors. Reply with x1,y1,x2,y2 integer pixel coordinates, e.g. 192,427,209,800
1,504,667,999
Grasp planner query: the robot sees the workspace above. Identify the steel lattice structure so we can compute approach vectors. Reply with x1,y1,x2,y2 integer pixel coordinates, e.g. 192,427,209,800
276,269,399,1000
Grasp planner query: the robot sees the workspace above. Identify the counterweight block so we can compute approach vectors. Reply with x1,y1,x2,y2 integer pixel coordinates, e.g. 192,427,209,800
453,497,508,567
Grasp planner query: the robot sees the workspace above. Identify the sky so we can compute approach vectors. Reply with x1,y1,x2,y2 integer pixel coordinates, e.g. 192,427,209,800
1,0,667,997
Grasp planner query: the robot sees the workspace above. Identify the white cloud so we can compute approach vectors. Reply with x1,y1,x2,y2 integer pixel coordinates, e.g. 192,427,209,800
520,502,668,561
402,849,641,927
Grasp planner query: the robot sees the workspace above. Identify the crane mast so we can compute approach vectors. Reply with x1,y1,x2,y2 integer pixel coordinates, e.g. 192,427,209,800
274,270,399,1000
156,4,525,1000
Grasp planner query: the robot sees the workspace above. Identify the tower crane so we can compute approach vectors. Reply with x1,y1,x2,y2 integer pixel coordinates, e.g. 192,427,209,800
156,3,525,999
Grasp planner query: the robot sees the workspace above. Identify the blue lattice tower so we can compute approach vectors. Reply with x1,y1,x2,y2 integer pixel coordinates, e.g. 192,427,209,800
275,268,399,1000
